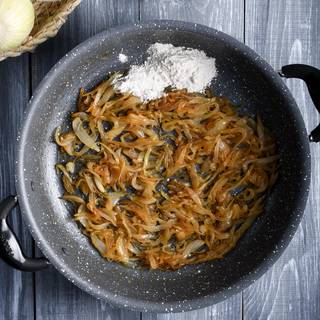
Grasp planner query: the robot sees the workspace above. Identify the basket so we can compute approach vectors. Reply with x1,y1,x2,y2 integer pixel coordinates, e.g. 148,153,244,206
0,0,81,62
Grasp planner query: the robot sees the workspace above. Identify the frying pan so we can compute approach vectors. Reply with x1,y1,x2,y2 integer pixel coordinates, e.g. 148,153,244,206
1,20,319,313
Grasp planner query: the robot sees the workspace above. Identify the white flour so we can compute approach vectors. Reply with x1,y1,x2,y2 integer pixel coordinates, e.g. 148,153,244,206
113,43,217,101
118,53,128,63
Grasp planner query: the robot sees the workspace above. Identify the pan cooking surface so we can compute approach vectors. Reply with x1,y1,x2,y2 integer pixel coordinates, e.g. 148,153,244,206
16,21,310,312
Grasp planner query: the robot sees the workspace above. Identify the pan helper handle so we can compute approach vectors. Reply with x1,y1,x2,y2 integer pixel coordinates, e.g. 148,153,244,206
0,195,50,271
279,64,320,143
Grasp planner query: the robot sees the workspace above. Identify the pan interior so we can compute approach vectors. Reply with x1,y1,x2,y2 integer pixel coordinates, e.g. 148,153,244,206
17,21,310,312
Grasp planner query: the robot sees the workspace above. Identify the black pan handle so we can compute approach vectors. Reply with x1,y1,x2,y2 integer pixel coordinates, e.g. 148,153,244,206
278,64,320,142
0,195,50,271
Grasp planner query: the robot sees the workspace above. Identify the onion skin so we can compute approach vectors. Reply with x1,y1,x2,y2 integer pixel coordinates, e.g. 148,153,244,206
0,0,35,52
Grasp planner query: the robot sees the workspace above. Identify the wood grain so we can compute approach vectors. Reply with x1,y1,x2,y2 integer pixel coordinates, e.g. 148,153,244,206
139,0,244,319
0,55,34,320
31,1,140,319
140,0,244,41
243,0,320,319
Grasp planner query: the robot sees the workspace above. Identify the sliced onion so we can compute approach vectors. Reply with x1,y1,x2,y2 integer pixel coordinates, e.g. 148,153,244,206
55,78,278,270
62,194,85,204
116,236,129,263
106,192,125,209
93,175,105,193
66,162,75,174
72,117,100,152
91,234,108,255
182,240,205,258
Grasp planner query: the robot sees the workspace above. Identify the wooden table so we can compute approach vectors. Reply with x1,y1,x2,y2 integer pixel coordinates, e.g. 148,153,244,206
1,1,319,319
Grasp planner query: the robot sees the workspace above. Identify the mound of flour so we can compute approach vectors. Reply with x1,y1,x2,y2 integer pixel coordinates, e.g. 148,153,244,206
113,43,217,101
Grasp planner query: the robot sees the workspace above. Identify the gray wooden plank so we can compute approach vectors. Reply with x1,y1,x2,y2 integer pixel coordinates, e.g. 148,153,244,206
243,0,320,319
142,295,242,320
0,55,34,320
140,0,244,319
140,0,244,41
31,1,140,319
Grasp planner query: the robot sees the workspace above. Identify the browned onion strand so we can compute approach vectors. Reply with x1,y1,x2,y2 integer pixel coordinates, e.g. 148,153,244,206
55,73,278,270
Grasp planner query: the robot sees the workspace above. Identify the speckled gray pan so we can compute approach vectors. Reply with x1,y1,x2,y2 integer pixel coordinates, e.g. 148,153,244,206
15,21,311,312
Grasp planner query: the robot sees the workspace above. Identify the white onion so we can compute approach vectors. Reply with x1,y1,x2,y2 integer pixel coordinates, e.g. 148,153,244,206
182,240,205,258
72,117,100,152
0,0,35,52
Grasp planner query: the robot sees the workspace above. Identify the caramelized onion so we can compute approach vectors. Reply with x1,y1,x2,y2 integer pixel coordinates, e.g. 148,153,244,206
72,117,100,152
55,74,278,270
